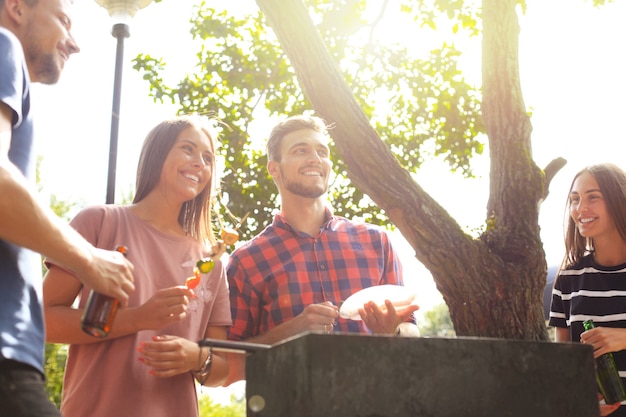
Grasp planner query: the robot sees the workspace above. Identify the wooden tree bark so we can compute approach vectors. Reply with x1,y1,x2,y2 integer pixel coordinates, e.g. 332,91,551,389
256,0,558,341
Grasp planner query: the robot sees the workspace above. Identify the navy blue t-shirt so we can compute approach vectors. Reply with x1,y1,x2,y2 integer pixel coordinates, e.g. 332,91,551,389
0,27,45,374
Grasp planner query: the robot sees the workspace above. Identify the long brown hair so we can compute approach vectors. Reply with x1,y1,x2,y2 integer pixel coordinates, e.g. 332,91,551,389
563,163,626,268
133,115,218,244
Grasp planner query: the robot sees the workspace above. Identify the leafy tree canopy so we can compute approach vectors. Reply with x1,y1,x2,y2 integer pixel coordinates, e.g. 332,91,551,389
133,0,485,241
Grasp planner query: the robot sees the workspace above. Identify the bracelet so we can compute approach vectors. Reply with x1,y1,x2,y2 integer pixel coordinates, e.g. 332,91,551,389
193,346,213,385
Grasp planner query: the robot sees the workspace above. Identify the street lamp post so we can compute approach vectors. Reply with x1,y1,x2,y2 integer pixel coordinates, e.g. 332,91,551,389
106,22,129,204
95,0,153,204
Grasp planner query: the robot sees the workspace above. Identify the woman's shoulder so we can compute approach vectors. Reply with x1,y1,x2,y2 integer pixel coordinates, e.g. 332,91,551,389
559,254,626,284
71,205,133,228
73,204,128,219
564,254,593,271
566,253,626,271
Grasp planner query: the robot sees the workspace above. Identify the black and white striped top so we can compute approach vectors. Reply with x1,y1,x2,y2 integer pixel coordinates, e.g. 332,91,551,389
550,254,626,411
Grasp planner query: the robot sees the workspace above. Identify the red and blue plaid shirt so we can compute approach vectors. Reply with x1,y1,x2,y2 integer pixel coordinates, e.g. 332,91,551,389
227,209,407,339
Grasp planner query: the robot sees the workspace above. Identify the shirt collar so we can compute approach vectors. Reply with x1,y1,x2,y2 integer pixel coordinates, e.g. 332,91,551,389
273,207,336,236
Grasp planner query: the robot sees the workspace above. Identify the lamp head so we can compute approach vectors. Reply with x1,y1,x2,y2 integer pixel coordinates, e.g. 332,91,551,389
95,0,153,24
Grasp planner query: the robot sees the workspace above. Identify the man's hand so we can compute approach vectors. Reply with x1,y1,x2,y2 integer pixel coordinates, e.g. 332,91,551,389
359,299,419,335
74,247,135,306
251,301,339,345
290,301,339,335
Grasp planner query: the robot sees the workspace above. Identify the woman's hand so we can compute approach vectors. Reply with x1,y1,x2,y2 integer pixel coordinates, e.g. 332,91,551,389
137,335,197,378
599,393,622,416
134,286,194,331
581,327,626,358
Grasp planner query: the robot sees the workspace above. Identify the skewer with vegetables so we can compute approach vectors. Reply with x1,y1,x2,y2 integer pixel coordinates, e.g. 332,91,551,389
185,258,215,290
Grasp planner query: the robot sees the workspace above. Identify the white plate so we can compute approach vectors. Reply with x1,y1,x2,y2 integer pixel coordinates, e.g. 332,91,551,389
339,284,418,320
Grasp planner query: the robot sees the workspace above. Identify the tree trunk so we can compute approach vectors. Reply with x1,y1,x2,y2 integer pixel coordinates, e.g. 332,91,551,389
256,0,552,341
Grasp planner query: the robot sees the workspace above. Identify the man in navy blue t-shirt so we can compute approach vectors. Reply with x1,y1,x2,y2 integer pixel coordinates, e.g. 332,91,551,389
0,1,135,415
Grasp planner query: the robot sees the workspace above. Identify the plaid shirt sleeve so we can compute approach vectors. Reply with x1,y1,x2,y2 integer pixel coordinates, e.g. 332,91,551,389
380,228,403,286
227,225,320,339
226,251,259,341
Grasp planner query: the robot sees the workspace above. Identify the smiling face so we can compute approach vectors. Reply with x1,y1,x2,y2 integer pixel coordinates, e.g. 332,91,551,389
158,125,214,202
569,171,617,241
268,128,332,199
20,0,80,84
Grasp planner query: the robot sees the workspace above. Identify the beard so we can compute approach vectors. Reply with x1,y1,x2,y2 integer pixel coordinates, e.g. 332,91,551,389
29,52,62,84
280,167,329,198
23,26,62,85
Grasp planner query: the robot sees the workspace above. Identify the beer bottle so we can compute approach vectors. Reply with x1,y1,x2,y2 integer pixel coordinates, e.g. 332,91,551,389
80,246,128,337
583,319,626,405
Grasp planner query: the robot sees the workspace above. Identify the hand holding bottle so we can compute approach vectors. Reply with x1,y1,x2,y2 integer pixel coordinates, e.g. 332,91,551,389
581,325,626,359
74,245,135,306
582,320,626,405
81,246,131,337
599,393,621,416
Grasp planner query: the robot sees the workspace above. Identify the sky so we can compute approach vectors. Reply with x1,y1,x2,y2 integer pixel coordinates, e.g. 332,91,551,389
32,1,626,315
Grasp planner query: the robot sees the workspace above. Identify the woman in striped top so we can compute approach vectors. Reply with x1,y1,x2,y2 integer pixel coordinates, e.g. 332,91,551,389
550,163,626,417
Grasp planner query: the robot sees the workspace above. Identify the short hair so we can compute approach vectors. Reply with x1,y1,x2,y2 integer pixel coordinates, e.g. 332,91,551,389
266,115,328,162
0,0,37,7
133,115,218,244
563,163,626,267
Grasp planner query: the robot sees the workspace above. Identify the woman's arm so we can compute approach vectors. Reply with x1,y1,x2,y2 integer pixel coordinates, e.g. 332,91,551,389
194,325,229,387
44,265,194,344
136,325,230,387
555,327,570,343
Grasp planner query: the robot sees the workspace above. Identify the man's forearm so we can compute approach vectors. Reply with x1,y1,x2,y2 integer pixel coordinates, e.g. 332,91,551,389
0,163,92,274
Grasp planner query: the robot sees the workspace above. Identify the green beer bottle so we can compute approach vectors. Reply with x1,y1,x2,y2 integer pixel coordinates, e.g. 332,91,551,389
583,319,626,405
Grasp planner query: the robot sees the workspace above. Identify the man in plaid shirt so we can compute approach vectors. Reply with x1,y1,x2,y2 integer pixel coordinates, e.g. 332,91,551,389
224,115,419,384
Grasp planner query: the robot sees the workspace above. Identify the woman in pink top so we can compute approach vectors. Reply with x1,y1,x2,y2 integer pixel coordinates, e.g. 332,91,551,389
43,116,231,417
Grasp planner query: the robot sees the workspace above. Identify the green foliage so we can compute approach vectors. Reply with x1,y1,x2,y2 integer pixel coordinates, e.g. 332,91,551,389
589,0,613,6
418,303,456,337
132,0,484,238
48,195,76,221
37,157,74,407
199,393,246,417
44,344,68,408
119,186,135,205
400,0,481,35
